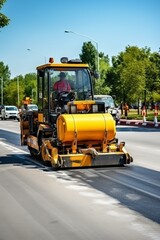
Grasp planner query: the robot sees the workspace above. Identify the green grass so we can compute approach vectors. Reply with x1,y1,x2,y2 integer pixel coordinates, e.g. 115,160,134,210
121,109,160,122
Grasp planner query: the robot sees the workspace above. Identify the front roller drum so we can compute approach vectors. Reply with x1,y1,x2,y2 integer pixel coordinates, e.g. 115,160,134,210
92,153,133,166
53,151,133,169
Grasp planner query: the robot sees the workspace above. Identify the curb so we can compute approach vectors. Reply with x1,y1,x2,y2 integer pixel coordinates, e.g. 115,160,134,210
119,119,160,128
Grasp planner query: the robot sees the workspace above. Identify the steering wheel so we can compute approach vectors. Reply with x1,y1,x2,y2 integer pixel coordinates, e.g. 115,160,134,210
57,91,75,101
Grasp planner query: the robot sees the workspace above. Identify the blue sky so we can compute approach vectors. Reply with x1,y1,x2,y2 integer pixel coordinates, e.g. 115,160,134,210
1,0,160,78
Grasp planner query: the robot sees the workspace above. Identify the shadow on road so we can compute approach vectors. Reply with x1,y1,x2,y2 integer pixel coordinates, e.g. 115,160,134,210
0,153,47,170
62,165,160,224
0,151,160,224
0,129,21,146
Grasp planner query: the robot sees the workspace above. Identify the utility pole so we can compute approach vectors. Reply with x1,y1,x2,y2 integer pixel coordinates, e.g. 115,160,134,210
17,76,19,107
1,77,3,105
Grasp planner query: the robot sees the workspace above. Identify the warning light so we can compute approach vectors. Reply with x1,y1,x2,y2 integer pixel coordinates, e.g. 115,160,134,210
49,57,54,63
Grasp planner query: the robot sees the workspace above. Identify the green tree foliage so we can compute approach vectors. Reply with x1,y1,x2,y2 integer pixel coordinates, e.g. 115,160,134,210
0,0,10,28
145,51,160,102
4,75,24,106
23,73,37,102
79,42,111,94
94,52,111,94
0,61,10,104
4,78,20,106
2,72,37,106
79,41,97,72
105,46,160,105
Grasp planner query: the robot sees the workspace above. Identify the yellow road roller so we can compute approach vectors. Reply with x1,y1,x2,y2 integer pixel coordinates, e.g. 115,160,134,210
20,57,133,168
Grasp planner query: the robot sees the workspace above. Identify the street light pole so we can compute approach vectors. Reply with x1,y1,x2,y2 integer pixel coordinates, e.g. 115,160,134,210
17,76,19,107
1,77,3,105
64,30,99,72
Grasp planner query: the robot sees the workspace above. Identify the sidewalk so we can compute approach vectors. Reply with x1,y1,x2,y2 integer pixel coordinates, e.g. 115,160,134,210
119,119,160,128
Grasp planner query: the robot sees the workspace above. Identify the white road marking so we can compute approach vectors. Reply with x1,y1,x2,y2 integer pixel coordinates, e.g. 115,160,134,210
0,141,27,154
93,171,160,200
66,185,89,191
0,127,20,134
93,198,119,205
115,169,160,188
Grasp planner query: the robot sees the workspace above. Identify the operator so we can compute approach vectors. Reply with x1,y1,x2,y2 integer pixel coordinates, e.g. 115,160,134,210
53,72,71,92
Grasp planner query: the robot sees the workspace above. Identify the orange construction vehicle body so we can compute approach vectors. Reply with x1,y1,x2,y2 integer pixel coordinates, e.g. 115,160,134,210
20,57,133,168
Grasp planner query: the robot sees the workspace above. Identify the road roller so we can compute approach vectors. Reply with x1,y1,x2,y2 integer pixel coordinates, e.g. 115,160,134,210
20,57,133,168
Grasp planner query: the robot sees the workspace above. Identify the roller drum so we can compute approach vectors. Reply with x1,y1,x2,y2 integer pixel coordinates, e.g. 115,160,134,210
57,113,116,143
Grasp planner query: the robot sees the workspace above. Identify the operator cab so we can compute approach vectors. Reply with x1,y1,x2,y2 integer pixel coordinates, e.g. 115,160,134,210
37,57,95,122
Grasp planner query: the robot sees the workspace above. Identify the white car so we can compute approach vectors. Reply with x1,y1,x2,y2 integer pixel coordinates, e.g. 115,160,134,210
21,104,38,111
94,95,120,124
1,105,19,121
26,104,38,111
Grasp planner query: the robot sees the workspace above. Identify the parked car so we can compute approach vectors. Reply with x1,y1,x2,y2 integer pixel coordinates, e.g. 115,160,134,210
1,105,19,121
21,104,38,111
26,104,38,111
94,95,120,124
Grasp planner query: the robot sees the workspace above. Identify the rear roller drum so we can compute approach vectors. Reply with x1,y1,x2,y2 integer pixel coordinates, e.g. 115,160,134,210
40,143,51,166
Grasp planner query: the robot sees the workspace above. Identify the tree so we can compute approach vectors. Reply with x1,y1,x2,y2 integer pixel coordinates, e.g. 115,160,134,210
0,0,10,28
106,46,151,105
145,51,160,102
79,41,97,72
4,78,19,105
3,73,37,106
80,43,111,94
0,61,10,104
94,53,111,94
23,73,37,103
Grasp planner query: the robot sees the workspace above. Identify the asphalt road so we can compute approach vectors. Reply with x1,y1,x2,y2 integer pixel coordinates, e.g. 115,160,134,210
0,120,160,240
116,125,160,171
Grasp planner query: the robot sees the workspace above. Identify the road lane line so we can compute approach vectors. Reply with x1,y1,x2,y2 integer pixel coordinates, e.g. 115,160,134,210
92,171,160,200
115,169,160,188
0,141,27,153
0,127,20,134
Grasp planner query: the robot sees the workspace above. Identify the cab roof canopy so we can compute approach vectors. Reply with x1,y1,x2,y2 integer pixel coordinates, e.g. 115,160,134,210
36,57,89,70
